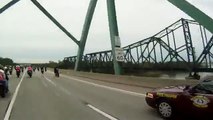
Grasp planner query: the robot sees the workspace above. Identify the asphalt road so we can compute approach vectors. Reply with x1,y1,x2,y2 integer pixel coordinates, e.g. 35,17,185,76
0,70,163,120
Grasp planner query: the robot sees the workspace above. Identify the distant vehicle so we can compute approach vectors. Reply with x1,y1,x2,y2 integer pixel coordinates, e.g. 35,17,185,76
145,75,213,120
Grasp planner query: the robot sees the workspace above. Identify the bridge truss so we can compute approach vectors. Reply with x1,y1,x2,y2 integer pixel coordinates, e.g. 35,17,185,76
64,18,213,74
1,0,213,76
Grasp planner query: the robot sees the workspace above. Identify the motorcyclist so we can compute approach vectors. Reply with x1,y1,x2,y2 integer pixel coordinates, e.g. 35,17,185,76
54,67,59,77
9,66,13,75
0,65,9,92
15,65,21,78
4,67,9,80
27,66,33,78
41,67,44,74
33,66,36,72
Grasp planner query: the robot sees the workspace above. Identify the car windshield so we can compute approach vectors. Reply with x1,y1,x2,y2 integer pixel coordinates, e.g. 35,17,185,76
194,76,213,94
202,80,213,92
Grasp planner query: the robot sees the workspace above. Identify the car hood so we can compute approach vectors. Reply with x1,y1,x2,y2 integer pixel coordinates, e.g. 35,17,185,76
155,85,187,93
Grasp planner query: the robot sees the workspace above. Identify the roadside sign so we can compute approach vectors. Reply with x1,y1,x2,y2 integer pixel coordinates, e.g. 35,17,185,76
115,47,124,62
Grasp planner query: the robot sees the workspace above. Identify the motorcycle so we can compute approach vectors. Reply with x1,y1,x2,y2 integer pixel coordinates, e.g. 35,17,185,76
27,70,33,78
0,81,7,98
41,67,44,74
54,68,59,77
55,72,59,77
9,70,12,75
16,71,20,78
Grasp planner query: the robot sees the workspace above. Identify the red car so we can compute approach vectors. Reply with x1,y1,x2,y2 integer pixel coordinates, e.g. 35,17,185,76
145,75,213,119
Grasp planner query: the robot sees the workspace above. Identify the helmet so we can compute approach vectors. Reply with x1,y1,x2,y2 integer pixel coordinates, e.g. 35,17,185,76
4,66,7,70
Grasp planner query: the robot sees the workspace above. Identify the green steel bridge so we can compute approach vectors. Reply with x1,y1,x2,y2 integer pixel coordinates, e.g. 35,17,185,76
1,0,213,77
64,18,213,75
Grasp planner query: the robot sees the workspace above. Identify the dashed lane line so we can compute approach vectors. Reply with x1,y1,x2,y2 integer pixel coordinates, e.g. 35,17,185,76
44,76,56,86
44,75,120,120
41,78,48,87
44,76,71,96
87,104,118,120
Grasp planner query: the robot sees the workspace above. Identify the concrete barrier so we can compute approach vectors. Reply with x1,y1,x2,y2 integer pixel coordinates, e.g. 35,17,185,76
49,68,199,88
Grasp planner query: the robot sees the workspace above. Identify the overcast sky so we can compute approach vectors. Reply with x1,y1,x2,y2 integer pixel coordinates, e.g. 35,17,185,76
0,0,212,63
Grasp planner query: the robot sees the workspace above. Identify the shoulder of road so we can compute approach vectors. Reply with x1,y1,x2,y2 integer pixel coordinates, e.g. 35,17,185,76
49,68,199,88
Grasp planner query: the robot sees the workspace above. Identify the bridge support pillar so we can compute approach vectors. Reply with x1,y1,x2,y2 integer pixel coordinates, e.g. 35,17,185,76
74,0,98,71
107,0,122,75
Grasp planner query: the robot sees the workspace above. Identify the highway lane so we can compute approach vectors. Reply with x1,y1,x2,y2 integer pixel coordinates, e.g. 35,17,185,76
2,70,163,120
0,71,23,120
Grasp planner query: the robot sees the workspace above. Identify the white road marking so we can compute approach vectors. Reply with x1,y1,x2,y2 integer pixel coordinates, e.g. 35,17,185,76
55,92,61,97
41,78,48,87
47,71,146,97
87,104,118,120
44,76,71,96
62,75,146,97
59,87,71,95
44,76,56,86
4,71,27,120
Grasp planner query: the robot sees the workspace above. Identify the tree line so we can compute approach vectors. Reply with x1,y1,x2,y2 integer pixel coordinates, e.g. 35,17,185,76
0,57,14,66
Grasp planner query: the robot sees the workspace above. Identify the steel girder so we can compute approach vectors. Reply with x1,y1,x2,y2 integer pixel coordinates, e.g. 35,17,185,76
196,36,213,68
31,0,79,45
168,0,213,34
64,19,213,72
0,0,20,14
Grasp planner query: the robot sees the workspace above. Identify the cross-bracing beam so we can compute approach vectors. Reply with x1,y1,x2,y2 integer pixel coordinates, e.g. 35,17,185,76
0,0,20,14
168,0,213,34
31,0,79,45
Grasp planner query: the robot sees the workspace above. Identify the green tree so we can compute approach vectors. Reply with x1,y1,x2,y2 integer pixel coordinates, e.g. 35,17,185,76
0,57,14,65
